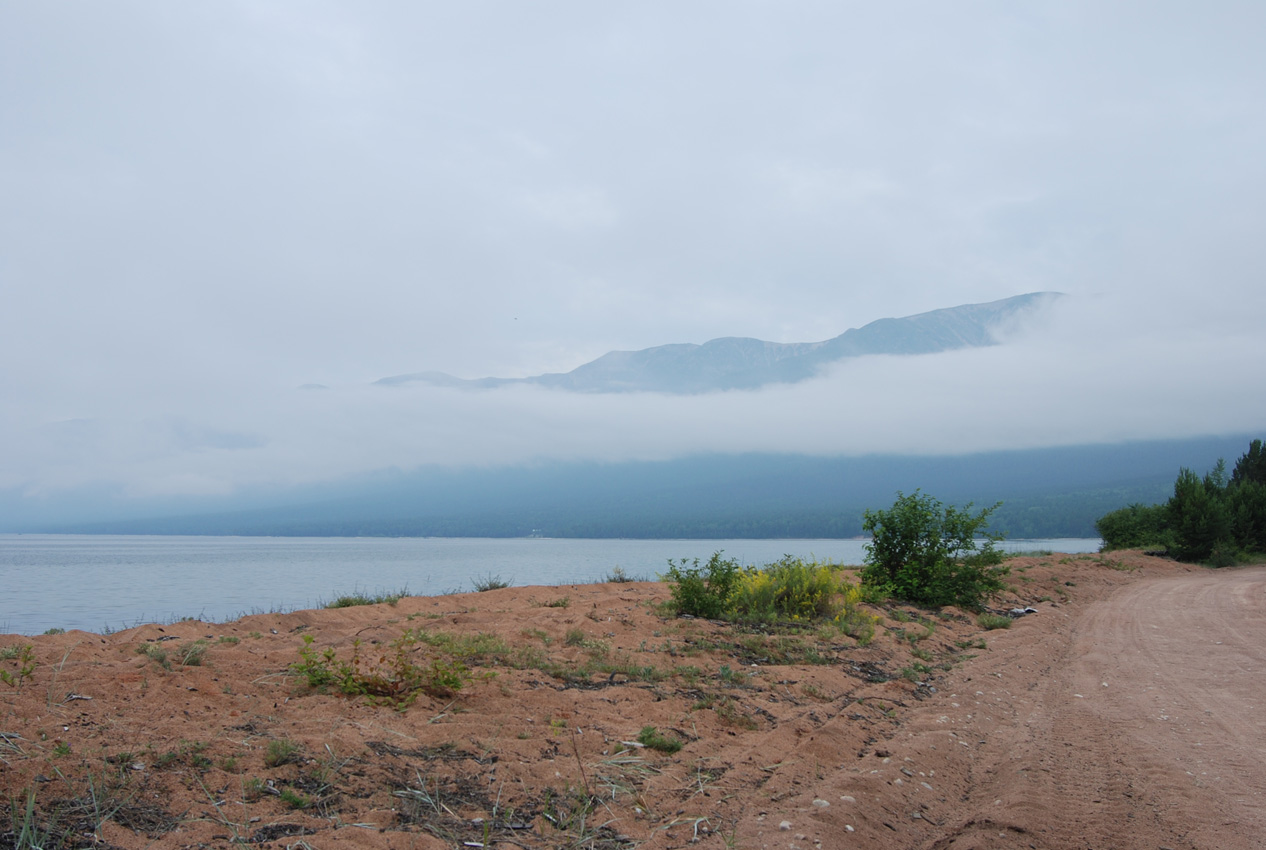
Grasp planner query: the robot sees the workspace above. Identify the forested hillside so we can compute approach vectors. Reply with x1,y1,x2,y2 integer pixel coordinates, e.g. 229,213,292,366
35,436,1246,539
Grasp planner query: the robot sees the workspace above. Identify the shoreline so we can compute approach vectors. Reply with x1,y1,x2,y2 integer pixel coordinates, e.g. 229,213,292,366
0,536,1102,637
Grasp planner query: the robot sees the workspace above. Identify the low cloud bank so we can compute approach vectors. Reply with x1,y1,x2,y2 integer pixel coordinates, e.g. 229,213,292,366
3,295,1263,511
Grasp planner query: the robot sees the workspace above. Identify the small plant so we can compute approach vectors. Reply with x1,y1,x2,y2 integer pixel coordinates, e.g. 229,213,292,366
541,596,570,609
42,628,66,635
7,789,64,850
264,739,301,768
523,628,553,645
472,573,511,592
176,640,207,666
834,599,879,645
52,742,71,758
1096,556,1135,572
606,566,634,583
394,771,450,824
592,656,663,682
910,620,935,642
134,643,171,671
673,665,703,686
279,787,311,810
293,636,346,689
150,740,210,772
713,697,758,730
564,628,586,647
0,644,36,691
292,631,475,707
154,750,181,769
976,613,1012,630
901,662,932,682
636,726,683,754
538,785,599,842
217,635,240,645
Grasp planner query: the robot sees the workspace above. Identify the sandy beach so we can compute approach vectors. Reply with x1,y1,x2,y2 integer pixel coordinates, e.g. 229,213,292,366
3,551,1263,849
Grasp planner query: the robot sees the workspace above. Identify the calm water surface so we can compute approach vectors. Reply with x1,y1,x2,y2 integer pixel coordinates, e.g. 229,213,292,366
0,535,1099,635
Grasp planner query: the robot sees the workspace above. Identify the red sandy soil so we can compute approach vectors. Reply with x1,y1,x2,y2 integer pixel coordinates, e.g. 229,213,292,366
2,552,1263,850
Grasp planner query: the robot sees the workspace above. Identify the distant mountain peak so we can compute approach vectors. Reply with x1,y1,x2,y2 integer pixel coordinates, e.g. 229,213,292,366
378,292,1062,395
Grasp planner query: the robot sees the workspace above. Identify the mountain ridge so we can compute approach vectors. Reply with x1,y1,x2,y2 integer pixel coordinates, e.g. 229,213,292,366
377,291,1062,394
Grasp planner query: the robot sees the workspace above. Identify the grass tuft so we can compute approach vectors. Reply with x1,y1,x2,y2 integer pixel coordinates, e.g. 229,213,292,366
264,739,301,768
636,726,683,754
325,588,408,608
471,573,512,592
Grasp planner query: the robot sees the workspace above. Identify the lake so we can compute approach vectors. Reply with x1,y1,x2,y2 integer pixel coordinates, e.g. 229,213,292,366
0,534,1100,635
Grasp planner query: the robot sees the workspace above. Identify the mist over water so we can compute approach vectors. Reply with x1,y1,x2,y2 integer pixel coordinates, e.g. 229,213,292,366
0,534,1098,635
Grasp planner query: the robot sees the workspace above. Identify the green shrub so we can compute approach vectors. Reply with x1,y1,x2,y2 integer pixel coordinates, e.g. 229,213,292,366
662,553,873,639
662,552,741,618
861,491,1008,609
1096,503,1169,550
728,556,839,623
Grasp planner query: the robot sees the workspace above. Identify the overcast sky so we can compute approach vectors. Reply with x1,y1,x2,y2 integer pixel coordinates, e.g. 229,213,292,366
3,2,1265,506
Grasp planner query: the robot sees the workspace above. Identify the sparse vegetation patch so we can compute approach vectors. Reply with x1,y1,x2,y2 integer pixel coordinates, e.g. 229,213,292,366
324,587,409,608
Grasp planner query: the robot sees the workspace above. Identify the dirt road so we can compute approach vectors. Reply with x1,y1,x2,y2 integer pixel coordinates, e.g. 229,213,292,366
788,564,1266,850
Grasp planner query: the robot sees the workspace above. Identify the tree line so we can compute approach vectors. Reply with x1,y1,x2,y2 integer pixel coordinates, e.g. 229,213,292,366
1096,439,1266,564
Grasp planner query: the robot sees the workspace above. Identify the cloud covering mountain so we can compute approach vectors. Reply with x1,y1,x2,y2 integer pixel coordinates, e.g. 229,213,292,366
378,293,1059,394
